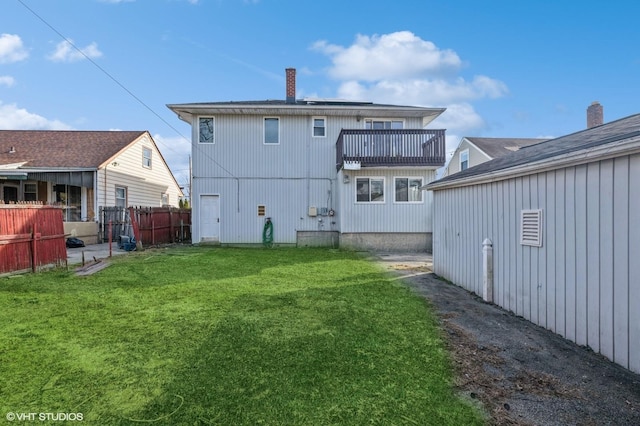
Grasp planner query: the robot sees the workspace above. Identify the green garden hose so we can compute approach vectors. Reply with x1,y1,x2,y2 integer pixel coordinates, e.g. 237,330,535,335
262,218,274,248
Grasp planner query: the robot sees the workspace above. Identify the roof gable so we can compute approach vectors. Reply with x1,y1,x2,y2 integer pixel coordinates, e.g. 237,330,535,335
0,130,147,169
464,137,548,159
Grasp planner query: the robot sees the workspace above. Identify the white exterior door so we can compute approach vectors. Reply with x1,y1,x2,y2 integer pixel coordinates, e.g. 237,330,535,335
200,195,220,241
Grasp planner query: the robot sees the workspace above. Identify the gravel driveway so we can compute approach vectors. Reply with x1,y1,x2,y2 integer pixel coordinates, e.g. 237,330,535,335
374,253,640,425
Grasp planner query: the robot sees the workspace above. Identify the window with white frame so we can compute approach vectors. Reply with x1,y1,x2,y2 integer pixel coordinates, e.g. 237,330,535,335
460,149,469,171
312,117,326,137
142,147,152,168
364,119,404,129
115,186,127,208
198,117,214,144
356,177,384,203
395,178,423,202
161,193,169,205
264,117,279,144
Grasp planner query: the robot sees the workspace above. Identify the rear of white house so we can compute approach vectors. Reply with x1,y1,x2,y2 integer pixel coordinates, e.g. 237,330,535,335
426,114,640,374
168,68,447,251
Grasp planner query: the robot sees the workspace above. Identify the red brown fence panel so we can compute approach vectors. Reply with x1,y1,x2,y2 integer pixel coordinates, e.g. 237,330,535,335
0,204,67,275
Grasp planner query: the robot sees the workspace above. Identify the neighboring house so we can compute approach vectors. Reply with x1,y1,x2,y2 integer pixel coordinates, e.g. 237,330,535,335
443,137,547,177
0,130,183,243
426,113,640,374
167,68,446,251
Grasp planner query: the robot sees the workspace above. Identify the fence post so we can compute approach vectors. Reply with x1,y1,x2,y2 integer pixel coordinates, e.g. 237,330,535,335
108,220,113,258
31,225,37,273
482,238,493,302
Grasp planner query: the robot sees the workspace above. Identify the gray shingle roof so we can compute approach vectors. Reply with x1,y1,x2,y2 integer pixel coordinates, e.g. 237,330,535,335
431,113,640,187
465,137,548,159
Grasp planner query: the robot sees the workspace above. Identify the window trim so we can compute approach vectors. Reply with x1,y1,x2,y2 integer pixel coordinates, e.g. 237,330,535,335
115,185,128,208
312,116,326,138
364,118,405,129
264,117,280,145
355,177,385,203
460,149,469,171
142,146,152,169
198,116,215,144
23,181,38,202
393,177,424,204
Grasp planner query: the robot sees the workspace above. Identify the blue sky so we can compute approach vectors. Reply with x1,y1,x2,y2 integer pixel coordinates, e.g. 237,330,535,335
2,0,639,191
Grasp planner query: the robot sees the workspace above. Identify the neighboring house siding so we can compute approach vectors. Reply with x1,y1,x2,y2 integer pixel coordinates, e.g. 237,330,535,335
445,139,491,176
98,135,182,208
432,153,640,374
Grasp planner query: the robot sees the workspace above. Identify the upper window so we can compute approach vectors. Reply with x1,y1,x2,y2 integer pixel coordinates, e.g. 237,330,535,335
364,119,404,130
161,193,169,205
142,147,152,168
356,177,384,203
395,178,423,203
312,117,326,137
198,117,215,144
460,149,469,171
264,117,279,144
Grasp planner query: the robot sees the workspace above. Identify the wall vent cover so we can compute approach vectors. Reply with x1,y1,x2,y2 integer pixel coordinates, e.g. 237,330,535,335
520,209,543,247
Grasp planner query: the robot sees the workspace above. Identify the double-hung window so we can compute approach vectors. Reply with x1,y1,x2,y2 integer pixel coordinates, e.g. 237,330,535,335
312,117,326,137
460,149,469,171
198,117,215,144
395,178,423,202
115,186,127,208
356,177,384,203
264,117,279,144
142,147,152,168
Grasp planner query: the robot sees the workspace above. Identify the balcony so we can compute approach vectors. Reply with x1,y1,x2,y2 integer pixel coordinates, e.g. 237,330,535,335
336,129,446,171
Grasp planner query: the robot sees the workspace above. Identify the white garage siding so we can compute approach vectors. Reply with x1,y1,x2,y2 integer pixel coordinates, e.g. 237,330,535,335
432,153,640,373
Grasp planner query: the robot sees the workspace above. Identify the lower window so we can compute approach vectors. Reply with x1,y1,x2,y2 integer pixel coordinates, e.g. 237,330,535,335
395,178,423,202
356,178,384,202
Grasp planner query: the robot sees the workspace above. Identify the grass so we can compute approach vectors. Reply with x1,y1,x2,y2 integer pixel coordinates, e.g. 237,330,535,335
0,246,484,425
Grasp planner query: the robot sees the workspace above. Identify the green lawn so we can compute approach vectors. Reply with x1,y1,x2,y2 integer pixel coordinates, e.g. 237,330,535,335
0,247,483,425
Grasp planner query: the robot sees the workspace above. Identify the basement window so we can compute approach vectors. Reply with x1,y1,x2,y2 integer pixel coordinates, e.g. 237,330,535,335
520,209,543,247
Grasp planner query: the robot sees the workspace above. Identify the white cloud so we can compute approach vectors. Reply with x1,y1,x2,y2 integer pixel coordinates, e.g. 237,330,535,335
313,31,509,137
0,34,29,63
313,31,462,81
0,102,72,130
48,40,103,63
0,76,15,87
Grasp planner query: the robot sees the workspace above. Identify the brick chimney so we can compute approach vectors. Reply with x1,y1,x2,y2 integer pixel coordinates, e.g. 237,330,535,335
285,68,296,104
587,101,603,128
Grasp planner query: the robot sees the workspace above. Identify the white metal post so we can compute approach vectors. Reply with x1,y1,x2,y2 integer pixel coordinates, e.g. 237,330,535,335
482,238,493,302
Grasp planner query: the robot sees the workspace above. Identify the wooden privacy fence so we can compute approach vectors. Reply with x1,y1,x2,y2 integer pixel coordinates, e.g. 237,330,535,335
0,204,67,275
100,206,191,246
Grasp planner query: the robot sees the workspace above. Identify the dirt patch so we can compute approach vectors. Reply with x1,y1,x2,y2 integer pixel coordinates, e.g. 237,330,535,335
375,255,640,425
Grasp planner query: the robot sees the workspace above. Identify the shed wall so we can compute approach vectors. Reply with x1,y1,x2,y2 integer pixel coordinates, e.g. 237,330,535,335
432,153,640,373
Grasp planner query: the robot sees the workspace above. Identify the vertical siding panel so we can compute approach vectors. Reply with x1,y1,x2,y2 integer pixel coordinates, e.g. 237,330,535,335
555,169,566,336
546,171,556,332
600,159,614,361
613,157,629,368
537,173,547,328
575,165,588,346
530,174,539,325
516,177,525,317
508,179,517,313
628,153,640,373
586,162,601,352
521,176,532,320
565,167,577,342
